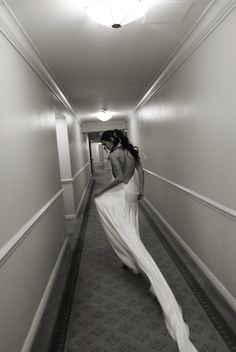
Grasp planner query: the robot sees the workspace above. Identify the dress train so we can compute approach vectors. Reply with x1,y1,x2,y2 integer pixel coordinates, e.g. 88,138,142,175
94,175,198,352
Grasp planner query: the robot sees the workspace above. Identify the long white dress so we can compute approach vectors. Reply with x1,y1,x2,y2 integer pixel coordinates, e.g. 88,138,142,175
94,174,198,352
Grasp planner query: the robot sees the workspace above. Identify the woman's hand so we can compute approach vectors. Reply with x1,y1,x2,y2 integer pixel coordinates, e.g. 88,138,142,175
138,193,144,200
93,188,104,198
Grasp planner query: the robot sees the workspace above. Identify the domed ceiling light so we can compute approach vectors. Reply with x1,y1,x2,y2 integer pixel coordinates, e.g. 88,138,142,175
96,110,113,121
80,0,146,28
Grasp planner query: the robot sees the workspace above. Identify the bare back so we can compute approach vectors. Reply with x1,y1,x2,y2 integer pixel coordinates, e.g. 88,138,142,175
110,148,136,184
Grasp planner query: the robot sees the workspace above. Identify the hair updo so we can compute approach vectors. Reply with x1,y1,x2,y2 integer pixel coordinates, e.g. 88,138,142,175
101,129,140,162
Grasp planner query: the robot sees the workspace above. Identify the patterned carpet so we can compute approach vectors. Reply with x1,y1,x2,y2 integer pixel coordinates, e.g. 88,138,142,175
50,169,235,352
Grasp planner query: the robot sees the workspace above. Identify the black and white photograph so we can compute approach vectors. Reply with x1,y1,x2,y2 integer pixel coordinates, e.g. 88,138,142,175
0,1,236,351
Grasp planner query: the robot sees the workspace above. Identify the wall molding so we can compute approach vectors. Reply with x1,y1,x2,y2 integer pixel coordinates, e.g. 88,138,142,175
61,161,90,185
0,0,79,121
143,197,236,312
65,176,92,220
144,168,236,221
20,236,68,352
129,0,236,116
0,189,64,268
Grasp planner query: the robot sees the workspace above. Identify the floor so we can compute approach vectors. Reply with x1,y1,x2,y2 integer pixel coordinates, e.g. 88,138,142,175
32,168,236,352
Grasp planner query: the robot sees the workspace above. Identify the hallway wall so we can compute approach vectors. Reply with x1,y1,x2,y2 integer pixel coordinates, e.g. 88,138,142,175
0,4,90,352
67,116,91,217
129,1,236,308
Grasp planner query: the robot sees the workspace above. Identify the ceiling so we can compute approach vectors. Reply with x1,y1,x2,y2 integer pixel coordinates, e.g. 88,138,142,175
6,0,212,122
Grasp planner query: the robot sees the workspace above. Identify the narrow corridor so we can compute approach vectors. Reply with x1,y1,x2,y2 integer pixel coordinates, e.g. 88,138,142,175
1,2,236,351
47,169,235,352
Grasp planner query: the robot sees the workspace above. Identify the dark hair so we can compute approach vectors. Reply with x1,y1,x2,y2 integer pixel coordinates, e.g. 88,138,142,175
101,129,140,161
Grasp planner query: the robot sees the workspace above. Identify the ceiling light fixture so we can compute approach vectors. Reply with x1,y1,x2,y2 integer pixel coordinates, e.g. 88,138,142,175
80,0,146,28
96,110,113,121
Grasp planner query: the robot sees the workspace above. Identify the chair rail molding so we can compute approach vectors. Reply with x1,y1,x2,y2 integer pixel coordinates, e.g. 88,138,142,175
144,169,236,221
61,162,90,185
0,189,64,267
143,196,236,312
129,0,236,117
65,176,92,220
0,0,80,121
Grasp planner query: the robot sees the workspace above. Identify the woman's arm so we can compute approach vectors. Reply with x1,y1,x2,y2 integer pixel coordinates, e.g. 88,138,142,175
93,153,124,197
135,159,144,200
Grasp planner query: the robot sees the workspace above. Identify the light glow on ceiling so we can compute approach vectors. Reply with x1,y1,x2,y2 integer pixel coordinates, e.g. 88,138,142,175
96,110,113,121
80,0,146,28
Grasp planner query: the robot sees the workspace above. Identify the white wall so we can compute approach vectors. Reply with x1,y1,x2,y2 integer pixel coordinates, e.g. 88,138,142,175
66,115,91,217
56,116,75,215
129,0,236,309
91,143,101,163
56,115,91,218
0,4,90,352
56,116,72,180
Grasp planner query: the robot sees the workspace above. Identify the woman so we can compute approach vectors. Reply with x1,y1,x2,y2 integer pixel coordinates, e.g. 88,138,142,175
94,129,197,352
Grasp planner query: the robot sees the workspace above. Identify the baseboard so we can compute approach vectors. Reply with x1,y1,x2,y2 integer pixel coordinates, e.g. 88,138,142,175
20,237,68,352
143,197,236,312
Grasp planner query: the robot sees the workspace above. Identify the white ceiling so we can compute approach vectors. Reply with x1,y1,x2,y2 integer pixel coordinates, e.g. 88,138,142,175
6,0,212,122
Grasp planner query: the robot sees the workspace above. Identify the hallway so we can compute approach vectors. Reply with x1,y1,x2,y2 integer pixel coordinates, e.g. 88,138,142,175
1,1,236,351
37,168,234,352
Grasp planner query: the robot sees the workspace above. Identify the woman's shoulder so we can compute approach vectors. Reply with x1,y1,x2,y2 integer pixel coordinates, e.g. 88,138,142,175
109,149,121,159
110,146,123,156
109,148,126,162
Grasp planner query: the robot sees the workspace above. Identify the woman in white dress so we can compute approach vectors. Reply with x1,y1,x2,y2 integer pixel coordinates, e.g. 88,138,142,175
94,129,197,352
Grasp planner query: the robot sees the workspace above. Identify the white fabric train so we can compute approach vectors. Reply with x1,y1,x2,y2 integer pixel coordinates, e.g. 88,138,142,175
94,175,198,352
